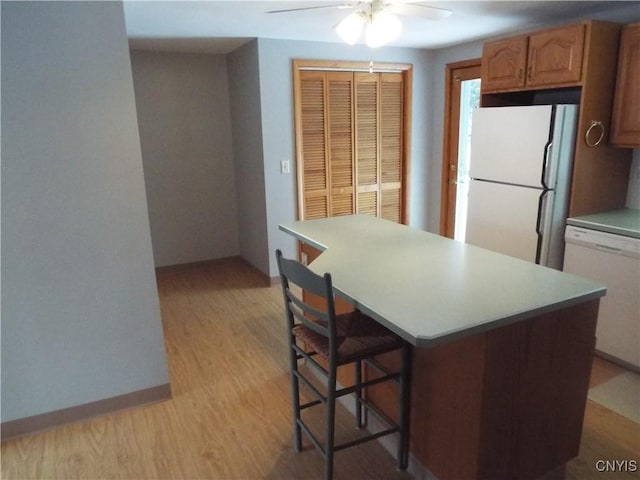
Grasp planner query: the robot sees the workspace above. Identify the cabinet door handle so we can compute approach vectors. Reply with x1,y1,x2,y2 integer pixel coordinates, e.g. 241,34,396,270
518,68,524,82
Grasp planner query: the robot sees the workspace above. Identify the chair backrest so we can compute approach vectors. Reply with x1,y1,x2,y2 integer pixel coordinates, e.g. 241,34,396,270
276,249,337,346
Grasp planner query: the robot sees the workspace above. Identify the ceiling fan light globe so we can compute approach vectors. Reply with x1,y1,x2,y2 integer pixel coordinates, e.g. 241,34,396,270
365,11,402,48
335,11,365,45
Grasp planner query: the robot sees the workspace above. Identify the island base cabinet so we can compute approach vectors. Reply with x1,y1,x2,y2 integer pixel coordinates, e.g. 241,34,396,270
476,300,598,479
366,299,599,480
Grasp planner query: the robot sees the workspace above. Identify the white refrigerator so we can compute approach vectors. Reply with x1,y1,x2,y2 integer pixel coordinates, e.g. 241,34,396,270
465,104,578,270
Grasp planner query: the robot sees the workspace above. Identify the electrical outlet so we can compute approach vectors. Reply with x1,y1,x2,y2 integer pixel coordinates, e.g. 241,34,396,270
281,160,290,174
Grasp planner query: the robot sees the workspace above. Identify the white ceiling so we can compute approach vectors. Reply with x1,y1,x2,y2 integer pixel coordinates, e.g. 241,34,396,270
124,0,640,54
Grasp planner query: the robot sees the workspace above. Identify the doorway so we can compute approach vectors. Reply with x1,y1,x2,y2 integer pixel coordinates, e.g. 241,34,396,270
440,60,481,240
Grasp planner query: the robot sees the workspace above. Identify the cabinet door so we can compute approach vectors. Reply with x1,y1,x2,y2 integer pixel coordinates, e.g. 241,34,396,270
481,35,528,92
526,24,585,88
611,23,640,147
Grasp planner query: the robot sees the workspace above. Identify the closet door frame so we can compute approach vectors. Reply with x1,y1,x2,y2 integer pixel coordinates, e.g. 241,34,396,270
292,59,413,225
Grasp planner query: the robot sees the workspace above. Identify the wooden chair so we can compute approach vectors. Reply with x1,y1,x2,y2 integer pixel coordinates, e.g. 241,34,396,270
276,249,412,480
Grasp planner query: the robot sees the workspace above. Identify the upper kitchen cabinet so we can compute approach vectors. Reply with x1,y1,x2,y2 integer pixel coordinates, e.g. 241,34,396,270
526,24,585,88
481,20,632,218
482,24,585,93
611,23,640,147
481,35,528,91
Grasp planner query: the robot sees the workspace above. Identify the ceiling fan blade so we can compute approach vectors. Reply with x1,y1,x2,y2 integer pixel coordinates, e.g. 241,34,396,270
390,2,452,20
266,4,351,14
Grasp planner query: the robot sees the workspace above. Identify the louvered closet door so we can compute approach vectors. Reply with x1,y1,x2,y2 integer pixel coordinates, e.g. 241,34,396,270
379,73,403,223
355,72,379,216
297,67,405,223
299,71,329,219
355,72,404,222
299,71,355,219
327,72,355,216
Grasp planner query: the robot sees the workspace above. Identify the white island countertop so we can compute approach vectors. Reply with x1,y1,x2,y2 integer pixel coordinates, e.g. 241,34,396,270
280,215,606,347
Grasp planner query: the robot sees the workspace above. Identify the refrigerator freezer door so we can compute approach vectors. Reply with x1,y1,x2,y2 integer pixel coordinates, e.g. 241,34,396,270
469,105,553,187
466,180,542,263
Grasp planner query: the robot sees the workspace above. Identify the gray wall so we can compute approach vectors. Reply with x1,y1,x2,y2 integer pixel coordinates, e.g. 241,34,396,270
227,40,270,274
256,39,434,276
1,2,169,422
130,50,240,267
132,39,436,278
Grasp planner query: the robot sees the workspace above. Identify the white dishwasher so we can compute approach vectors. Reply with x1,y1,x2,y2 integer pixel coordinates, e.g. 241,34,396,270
564,225,640,370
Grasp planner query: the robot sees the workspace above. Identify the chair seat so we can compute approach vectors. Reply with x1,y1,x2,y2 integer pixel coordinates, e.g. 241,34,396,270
292,310,403,365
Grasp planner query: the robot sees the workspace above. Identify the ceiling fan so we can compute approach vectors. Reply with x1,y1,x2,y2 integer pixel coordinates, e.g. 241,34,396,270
266,1,453,48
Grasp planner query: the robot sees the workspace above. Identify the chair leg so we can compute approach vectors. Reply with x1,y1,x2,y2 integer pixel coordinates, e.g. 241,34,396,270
289,339,302,453
355,360,363,429
398,342,412,470
325,363,337,480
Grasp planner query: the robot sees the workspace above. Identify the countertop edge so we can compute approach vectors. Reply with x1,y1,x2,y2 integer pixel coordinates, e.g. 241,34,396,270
567,208,640,239
566,218,640,239
279,223,328,253
412,287,606,348
332,274,605,348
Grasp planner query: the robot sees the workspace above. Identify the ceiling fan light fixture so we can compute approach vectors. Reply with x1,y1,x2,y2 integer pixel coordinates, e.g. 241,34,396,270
365,11,402,48
335,11,366,45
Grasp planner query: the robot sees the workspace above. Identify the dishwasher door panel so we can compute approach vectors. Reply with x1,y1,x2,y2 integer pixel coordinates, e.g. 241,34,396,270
564,241,640,369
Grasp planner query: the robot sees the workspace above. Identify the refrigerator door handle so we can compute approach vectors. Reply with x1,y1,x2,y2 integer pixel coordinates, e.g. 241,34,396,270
536,189,553,265
535,190,550,264
541,141,553,189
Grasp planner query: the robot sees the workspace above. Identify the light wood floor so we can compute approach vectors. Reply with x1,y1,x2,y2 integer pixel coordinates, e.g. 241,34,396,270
2,258,638,479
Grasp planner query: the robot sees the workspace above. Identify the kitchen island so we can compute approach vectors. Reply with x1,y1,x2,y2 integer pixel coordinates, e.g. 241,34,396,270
280,215,606,480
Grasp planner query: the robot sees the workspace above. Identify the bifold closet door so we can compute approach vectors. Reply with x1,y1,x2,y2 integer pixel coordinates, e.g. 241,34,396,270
354,72,404,222
379,73,404,223
298,70,355,219
297,69,404,223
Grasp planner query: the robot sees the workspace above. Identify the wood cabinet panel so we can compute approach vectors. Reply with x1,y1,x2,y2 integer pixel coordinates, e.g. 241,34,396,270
527,23,585,87
611,23,640,147
477,301,598,479
365,300,599,480
481,35,527,92
568,21,630,216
